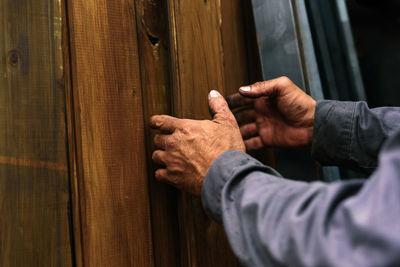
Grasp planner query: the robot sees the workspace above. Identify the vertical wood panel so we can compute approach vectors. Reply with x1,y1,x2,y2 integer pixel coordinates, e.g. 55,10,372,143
65,0,154,266
134,0,180,266
168,0,243,266
169,0,226,119
62,0,83,265
221,0,249,94
0,0,73,266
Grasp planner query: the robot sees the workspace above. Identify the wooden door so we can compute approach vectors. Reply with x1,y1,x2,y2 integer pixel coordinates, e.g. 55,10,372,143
0,0,73,265
0,0,263,266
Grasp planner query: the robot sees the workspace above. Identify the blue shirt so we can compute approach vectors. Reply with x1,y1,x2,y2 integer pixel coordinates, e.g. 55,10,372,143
202,100,400,267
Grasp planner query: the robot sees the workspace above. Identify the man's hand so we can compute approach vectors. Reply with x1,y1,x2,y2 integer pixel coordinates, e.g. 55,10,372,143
228,77,316,151
150,90,245,196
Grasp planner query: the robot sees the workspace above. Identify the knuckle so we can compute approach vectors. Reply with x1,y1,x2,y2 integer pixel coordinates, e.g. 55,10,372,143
170,175,183,187
155,169,166,181
152,150,159,161
183,126,191,134
168,164,182,173
167,138,178,148
216,102,227,111
158,118,167,127
153,134,160,144
253,81,264,89
150,116,159,127
278,76,292,86
154,134,167,148
180,121,192,134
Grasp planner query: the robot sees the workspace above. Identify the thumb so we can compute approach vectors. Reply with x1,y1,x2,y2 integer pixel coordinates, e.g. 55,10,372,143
208,90,235,122
238,76,292,98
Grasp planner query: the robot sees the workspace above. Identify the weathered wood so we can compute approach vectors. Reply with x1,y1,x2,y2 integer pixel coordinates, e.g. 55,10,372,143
221,0,249,94
134,0,180,266
62,0,83,266
65,0,154,266
169,0,226,119
168,0,244,266
0,0,73,266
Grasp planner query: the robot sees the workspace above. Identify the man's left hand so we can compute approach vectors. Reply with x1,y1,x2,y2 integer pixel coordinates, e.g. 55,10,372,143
150,90,245,196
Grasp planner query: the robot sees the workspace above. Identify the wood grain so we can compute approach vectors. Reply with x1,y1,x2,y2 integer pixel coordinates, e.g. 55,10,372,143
169,0,226,119
168,0,245,266
65,0,154,266
134,0,180,266
221,0,249,94
62,0,83,265
0,0,73,266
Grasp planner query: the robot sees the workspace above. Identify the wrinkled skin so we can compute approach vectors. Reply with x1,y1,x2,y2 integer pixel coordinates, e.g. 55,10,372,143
150,91,245,196
228,76,316,151
151,77,317,196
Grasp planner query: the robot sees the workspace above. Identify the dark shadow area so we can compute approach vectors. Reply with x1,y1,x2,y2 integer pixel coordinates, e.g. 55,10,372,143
348,0,400,107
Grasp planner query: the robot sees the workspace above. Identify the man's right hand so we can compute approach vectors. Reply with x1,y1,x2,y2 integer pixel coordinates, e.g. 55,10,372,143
227,77,316,151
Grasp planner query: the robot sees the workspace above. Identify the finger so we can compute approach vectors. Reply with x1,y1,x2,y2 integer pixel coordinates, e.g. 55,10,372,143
234,109,256,125
208,90,236,122
244,136,264,151
155,168,181,188
240,123,258,139
155,168,169,182
153,134,171,149
226,93,254,109
152,150,167,166
150,115,181,133
239,76,293,98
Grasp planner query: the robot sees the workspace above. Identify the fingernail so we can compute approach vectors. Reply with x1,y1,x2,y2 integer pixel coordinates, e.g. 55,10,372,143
209,90,221,99
240,86,251,92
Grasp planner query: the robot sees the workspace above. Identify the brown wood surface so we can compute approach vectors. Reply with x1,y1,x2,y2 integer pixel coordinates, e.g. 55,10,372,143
65,0,154,266
62,0,83,266
134,0,181,266
221,0,249,94
168,0,249,266
0,0,73,266
0,0,272,265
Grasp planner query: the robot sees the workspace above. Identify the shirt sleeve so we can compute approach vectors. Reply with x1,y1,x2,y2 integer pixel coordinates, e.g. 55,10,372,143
202,129,400,266
312,100,400,171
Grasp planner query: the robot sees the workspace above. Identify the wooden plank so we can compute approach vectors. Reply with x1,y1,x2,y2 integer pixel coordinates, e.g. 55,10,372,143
221,0,249,94
62,0,83,265
0,0,73,266
65,0,154,266
169,0,226,119
168,1,242,266
134,0,180,266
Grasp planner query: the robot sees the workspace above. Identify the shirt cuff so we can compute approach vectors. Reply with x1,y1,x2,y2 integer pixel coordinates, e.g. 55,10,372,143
201,150,281,223
312,100,356,165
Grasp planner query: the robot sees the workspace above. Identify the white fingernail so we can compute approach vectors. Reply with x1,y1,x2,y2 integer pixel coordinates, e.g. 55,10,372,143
209,90,221,99
240,86,251,92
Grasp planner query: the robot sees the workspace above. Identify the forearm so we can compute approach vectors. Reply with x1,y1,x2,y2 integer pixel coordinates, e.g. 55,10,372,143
203,145,400,266
312,100,400,171
203,150,356,266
